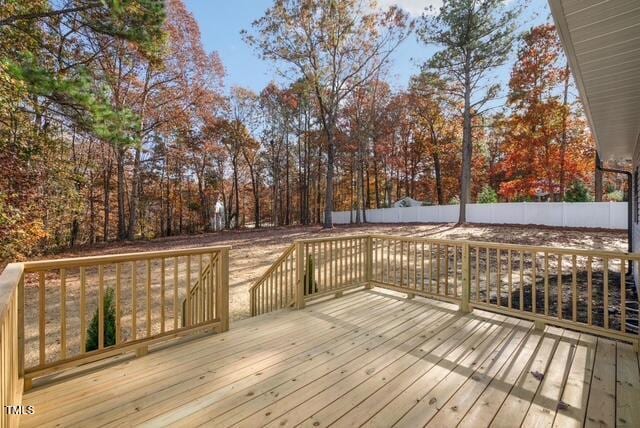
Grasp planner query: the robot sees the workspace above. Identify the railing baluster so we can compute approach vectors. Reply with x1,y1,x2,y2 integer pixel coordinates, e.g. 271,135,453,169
436,244,441,294
429,243,434,293
558,254,563,320
444,245,449,296
486,248,490,304
475,247,480,301
572,255,577,322
38,271,45,365
185,255,191,328
146,259,152,336
60,268,66,360
603,257,609,330
116,263,122,344
544,252,549,316
80,266,86,353
198,255,203,324
160,258,165,333
532,252,537,314
496,249,500,306
454,246,458,298
587,256,593,326
519,251,524,311
329,240,333,290
421,242,425,291
98,264,104,350
132,261,137,340
173,258,178,330
621,258,626,333
508,250,512,309
413,241,417,289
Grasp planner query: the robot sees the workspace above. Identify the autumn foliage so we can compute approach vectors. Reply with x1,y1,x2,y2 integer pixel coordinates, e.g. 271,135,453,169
0,1,610,263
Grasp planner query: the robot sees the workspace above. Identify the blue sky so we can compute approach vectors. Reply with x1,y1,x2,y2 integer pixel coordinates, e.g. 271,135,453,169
184,0,552,97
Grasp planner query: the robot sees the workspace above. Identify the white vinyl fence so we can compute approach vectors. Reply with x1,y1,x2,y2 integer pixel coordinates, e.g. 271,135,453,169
332,202,627,229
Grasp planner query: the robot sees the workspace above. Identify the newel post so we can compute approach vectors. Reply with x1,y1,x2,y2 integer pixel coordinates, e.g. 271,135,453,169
216,248,230,332
295,241,305,309
460,243,472,313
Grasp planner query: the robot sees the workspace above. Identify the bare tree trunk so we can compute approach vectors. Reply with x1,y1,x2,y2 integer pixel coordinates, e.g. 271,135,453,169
433,151,444,205
373,158,381,208
127,146,141,240
324,125,335,228
233,156,240,229
459,72,473,223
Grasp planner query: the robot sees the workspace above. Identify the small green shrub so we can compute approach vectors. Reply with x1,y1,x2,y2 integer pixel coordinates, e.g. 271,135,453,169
606,190,625,202
477,186,498,204
564,181,593,202
86,287,117,352
449,196,460,205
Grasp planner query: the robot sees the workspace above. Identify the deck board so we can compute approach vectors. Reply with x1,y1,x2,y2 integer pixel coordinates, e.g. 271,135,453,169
20,290,640,428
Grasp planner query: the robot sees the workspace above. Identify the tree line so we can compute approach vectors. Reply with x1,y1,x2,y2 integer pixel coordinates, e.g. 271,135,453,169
0,0,614,261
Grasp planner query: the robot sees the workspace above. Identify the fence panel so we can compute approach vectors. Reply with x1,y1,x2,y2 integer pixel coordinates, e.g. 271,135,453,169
333,202,627,229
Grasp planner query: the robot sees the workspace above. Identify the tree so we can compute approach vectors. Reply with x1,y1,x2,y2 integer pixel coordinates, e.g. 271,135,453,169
498,24,593,201
409,72,460,205
86,287,117,351
478,185,498,203
564,181,593,202
244,0,412,228
419,0,519,223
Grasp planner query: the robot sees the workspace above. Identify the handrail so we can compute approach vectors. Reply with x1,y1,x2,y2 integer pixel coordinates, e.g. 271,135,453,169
22,246,230,270
367,234,640,259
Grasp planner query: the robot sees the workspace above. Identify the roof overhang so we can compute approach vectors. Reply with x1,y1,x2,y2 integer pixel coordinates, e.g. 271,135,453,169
548,0,640,161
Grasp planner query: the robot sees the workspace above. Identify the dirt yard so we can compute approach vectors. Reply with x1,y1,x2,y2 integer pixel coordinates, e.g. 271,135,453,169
44,223,627,322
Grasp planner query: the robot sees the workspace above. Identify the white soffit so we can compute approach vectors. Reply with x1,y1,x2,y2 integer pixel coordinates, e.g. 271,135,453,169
548,0,640,161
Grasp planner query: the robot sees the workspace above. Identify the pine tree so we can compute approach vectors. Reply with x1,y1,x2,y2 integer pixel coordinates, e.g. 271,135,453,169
86,287,117,352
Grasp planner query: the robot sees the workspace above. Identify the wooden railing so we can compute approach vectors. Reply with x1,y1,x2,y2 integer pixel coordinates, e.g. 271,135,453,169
466,242,639,342
0,264,23,428
249,236,370,315
0,245,230,399
298,236,370,302
249,244,296,316
249,234,640,347
370,235,464,304
182,252,226,327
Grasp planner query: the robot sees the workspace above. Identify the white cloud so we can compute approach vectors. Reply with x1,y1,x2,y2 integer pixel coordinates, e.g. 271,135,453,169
377,0,442,17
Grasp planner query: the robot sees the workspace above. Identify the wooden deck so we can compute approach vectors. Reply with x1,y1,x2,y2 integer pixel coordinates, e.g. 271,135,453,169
20,290,640,427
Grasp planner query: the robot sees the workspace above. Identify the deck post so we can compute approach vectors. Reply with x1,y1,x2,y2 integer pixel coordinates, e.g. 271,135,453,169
135,345,149,358
295,241,305,309
365,236,373,289
219,248,230,332
460,243,472,313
